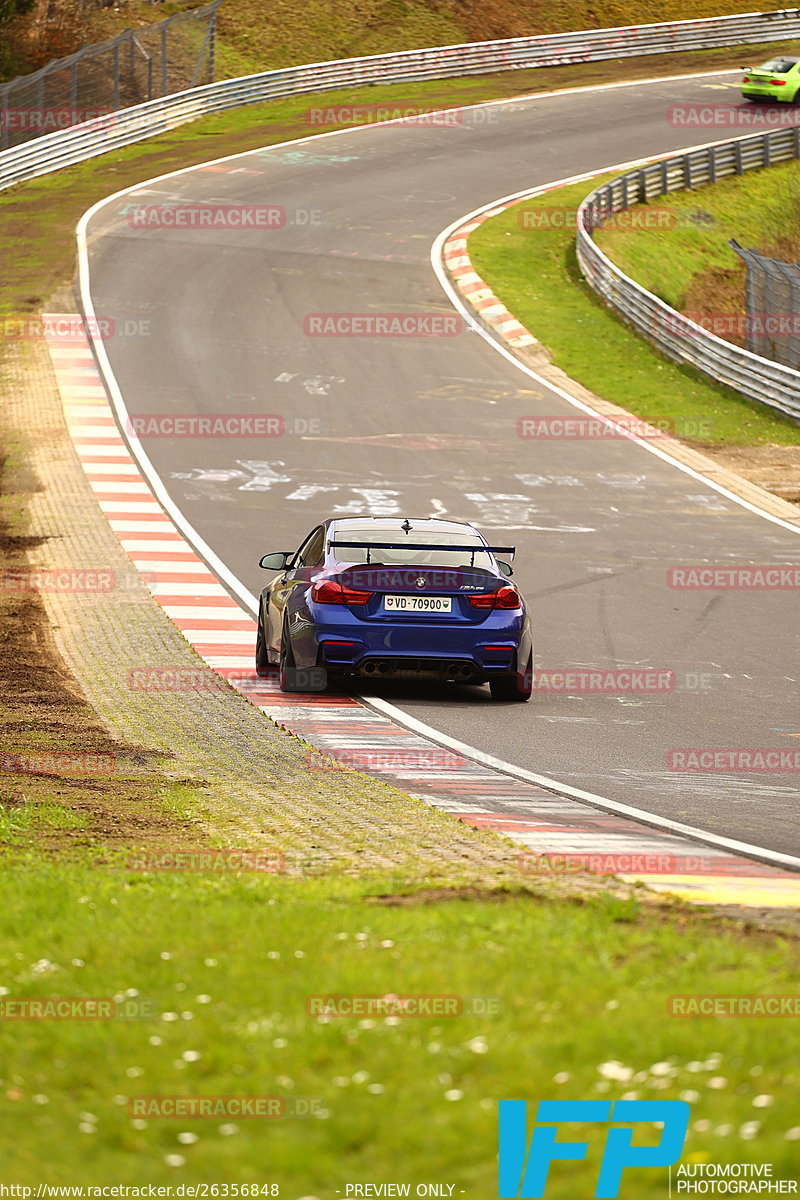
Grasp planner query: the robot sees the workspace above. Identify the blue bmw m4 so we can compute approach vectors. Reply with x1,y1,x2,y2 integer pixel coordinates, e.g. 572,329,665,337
256,517,533,701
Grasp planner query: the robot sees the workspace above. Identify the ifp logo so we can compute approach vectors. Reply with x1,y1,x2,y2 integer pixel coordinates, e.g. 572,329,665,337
498,1100,689,1198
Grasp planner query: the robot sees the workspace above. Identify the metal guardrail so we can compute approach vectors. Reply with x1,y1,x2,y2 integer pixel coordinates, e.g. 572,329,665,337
2,9,800,193
576,127,800,421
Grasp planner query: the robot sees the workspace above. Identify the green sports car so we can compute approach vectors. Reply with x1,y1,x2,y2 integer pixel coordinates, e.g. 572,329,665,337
741,56,800,102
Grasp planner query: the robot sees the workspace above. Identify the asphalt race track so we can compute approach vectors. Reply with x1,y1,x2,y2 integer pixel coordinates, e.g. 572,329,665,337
81,70,800,858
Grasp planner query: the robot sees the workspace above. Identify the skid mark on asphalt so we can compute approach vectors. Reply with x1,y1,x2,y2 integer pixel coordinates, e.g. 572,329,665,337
44,314,800,908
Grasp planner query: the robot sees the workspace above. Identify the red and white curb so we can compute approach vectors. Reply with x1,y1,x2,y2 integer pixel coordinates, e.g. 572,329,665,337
45,316,800,907
444,217,537,349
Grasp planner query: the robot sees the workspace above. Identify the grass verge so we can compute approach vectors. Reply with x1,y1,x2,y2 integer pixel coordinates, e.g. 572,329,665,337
468,176,800,446
594,157,800,336
1,866,799,1186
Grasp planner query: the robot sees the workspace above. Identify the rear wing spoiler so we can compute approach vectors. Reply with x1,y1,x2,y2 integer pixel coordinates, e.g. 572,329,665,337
328,539,516,565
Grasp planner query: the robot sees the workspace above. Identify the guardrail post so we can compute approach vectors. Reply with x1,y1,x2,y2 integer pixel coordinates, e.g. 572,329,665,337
0,87,8,151
763,132,771,168
128,31,135,102
634,168,645,203
113,43,120,110
161,21,169,96
708,145,717,184
683,153,692,189
734,141,743,175
209,6,218,83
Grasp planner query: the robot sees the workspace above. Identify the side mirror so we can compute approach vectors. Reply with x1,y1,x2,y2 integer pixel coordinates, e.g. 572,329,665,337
497,560,514,578
259,551,291,570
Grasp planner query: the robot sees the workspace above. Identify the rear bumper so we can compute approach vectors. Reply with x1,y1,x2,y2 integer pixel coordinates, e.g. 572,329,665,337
741,84,792,100
312,623,528,682
321,650,516,683
287,600,532,680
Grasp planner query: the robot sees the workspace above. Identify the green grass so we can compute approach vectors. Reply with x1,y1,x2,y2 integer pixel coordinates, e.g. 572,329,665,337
0,866,798,1188
595,158,800,309
468,177,800,446
0,801,88,845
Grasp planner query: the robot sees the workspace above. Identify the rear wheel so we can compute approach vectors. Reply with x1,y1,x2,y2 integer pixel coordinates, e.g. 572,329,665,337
255,608,272,678
278,620,327,693
278,621,300,692
490,652,533,703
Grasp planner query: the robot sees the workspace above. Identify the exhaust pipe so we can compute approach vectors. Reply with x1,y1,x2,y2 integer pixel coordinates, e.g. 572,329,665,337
377,662,391,675
363,662,377,675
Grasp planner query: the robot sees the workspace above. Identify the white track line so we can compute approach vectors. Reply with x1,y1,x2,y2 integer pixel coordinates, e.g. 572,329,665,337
76,72,800,875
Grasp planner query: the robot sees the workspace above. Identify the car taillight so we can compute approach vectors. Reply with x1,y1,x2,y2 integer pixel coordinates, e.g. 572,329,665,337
467,585,521,610
742,75,749,81
311,580,373,605
771,79,786,85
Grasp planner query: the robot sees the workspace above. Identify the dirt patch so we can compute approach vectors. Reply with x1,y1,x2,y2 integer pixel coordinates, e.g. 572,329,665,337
693,441,800,503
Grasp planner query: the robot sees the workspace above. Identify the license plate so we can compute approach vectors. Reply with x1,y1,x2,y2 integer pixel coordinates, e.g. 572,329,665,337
384,594,452,613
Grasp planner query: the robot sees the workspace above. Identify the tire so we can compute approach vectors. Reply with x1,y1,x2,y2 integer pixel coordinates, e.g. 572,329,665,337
255,608,272,678
278,620,328,693
278,621,300,692
490,653,533,703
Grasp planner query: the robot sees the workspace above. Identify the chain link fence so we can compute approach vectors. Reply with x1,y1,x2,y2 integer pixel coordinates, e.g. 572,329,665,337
729,239,800,370
0,0,222,150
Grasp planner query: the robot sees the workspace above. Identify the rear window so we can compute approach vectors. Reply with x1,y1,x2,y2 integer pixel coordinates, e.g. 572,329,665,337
759,58,799,73
332,529,493,569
